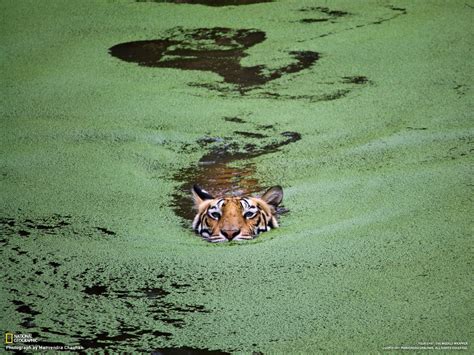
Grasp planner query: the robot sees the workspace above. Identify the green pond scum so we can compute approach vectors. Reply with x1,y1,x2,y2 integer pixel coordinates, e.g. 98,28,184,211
0,0,472,353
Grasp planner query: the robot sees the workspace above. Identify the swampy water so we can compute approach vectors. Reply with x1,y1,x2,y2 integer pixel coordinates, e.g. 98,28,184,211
1,0,472,353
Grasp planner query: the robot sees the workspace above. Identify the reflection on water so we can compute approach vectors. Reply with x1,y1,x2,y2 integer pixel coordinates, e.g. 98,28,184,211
109,27,319,93
171,131,301,221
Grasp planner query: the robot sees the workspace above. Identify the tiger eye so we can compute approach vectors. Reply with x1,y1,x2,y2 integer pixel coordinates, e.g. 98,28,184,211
244,211,255,219
210,212,221,219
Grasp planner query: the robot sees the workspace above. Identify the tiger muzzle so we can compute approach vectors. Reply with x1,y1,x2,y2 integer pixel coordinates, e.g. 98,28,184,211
220,228,241,241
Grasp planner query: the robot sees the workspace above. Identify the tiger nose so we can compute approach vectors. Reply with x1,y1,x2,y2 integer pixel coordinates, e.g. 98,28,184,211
221,229,240,240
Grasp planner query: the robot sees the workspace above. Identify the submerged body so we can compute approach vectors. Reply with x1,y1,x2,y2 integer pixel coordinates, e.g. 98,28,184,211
192,185,283,242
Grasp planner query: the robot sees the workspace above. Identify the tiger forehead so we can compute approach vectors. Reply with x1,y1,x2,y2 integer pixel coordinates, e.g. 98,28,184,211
208,197,257,210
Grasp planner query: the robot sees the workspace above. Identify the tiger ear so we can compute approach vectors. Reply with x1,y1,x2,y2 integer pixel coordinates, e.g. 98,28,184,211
261,186,283,208
192,185,214,207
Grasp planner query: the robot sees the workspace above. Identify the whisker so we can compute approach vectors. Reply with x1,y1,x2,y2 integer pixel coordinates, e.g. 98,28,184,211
205,236,227,243
233,236,254,241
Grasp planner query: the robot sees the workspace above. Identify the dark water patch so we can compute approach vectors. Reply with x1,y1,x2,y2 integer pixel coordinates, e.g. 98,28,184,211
188,82,236,95
299,18,330,23
137,0,272,5
14,302,41,316
76,319,173,349
151,330,174,337
109,27,319,93
160,318,186,327
388,5,407,14
257,124,274,129
18,229,30,237
318,33,333,38
1,217,15,227
197,136,225,147
1,215,70,236
47,294,183,349
0,214,118,240
299,6,349,17
171,131,300,221
371,5,407,25
152,347,230,354
11,245,27,255
149,300,209,327
258,92,304,100
171,304,209,313
256,89,353,103
24,219,35,228
84,284,108,296
453,84,467,97
223,116,246,123
12,301,39,328
299,5,407,43
28,215,71,234
96,226,116,236
79,332,135,350
342,76,369,84
49,261,60,274
320,89,351,101
234,131,268,139
89,280,209,332
316,7,349,17
407,127,428,131
36,221,69,231
142,287,170,299
171,282,192,289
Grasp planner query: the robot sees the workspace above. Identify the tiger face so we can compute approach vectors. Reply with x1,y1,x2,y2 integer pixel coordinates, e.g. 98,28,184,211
191,185,283,242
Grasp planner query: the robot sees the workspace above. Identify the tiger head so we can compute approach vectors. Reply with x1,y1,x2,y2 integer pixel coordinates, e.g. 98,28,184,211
191,185,283,242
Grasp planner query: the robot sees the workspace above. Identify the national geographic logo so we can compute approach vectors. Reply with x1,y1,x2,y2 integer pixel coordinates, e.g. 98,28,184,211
4,332,38,344
5,332,13,344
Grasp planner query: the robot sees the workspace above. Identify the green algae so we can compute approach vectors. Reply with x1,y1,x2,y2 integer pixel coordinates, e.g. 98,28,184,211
1,0,473,353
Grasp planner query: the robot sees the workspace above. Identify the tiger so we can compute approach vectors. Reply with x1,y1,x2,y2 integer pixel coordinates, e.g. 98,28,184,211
191,184,283,242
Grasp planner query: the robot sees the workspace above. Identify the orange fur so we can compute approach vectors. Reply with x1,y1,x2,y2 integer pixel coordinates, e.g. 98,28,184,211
192,185,283,242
